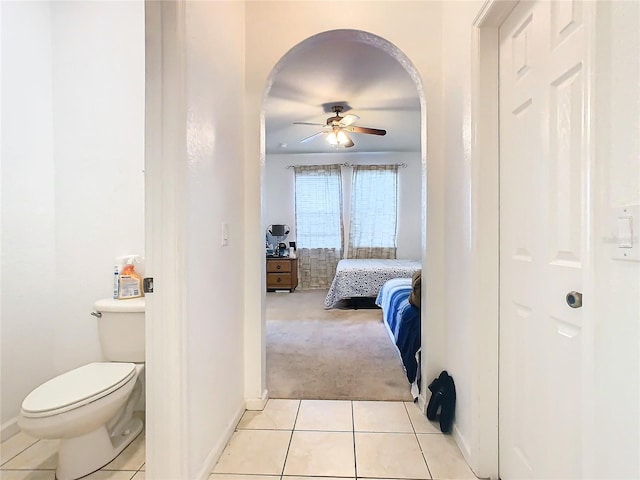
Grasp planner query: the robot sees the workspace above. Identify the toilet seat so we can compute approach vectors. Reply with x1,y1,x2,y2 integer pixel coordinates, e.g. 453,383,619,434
21,362,136,418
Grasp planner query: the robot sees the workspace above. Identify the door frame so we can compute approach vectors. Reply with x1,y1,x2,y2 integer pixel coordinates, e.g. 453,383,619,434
144,2,189,478
256,29,430,410
470,0,598,478
466,2,517,477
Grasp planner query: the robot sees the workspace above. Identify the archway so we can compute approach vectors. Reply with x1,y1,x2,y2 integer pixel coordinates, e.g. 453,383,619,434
259,28,427,404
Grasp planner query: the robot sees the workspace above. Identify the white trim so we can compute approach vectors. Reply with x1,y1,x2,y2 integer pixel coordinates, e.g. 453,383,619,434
192,403,246,480
416,392,427,415
1,417,19,443
243,95,267,411
468,1,518,479
453,423,472,464
245,389,269,411
473,0,518,27
257,28,429,410
579,1,598,477
144,1,189,478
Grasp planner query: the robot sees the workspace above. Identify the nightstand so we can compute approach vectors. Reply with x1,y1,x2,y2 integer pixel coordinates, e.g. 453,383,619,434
266,257,298,292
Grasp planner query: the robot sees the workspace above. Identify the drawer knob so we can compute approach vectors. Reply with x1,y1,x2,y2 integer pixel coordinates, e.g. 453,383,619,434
277,277,282,282
277,265,281,270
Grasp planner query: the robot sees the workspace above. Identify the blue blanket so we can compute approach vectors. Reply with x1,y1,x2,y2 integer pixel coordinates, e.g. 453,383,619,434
376,278,421,383
375,277,411,330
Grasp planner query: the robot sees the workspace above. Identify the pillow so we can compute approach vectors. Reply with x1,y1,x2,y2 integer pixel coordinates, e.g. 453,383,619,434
409,270,421,308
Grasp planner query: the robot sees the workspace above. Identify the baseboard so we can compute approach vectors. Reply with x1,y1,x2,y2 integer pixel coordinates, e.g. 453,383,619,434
1,416,20,442
452,423,475,475
193,402,246,480
416,391,427,413
245,389,269,411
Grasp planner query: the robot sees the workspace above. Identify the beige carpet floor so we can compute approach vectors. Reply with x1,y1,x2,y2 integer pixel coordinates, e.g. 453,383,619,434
266,289,413,401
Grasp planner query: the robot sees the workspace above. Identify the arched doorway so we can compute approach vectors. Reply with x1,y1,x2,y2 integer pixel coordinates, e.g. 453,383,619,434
259,29,427,403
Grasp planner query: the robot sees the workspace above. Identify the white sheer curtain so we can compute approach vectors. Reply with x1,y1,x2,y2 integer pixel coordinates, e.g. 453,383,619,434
294,165,343,289
347,164,398,259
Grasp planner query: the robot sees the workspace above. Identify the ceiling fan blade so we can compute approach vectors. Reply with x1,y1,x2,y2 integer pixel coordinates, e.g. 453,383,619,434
293,121,326,126
339,114,360,127
299,131,325,143
344,125,387,136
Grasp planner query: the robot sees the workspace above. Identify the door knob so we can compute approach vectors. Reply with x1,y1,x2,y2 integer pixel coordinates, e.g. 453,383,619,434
566,291,582,308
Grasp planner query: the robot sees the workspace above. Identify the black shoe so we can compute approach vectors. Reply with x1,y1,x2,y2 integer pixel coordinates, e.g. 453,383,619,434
439,373,456,433
426,371,448,420
426,388,443,420
426,371,456,433
427,371,448,393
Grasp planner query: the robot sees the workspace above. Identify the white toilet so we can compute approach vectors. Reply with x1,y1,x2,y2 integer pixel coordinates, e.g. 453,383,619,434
18,297,145,480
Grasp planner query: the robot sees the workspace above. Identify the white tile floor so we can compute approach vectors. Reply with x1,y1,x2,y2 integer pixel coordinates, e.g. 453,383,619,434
0,414,145,480
0,400,476,480
212,399,477,480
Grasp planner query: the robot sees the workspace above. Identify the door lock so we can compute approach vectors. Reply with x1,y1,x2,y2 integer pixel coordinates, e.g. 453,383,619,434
566,291,582,309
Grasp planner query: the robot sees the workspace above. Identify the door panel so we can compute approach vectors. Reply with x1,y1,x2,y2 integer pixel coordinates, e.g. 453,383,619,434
499,1,588,478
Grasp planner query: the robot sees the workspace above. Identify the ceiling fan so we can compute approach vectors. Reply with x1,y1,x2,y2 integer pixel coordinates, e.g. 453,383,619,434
294,105,387,148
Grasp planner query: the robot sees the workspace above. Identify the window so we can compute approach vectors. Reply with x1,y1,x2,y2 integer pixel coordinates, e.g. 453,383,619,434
294,165,343,250
348,165,398,258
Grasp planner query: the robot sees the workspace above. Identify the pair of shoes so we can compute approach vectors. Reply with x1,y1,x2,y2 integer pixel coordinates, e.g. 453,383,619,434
426,370,456,433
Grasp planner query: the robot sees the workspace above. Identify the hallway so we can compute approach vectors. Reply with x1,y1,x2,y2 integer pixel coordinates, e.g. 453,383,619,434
212,399,476,479
0,400,475,480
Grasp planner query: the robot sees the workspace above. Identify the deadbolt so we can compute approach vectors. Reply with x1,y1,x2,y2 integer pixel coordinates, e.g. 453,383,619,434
566,291,583,308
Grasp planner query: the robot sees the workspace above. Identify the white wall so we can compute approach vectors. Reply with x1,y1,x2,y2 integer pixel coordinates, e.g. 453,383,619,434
183,1,247,477
0,0,144,439
591,1,640,477
265,152,422,260
440,1,490,475
1,1,57,438
50,1,145,361
144,2,249,478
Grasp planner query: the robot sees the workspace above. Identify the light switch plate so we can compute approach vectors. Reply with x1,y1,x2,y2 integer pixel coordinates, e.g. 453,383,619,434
612,205,639,261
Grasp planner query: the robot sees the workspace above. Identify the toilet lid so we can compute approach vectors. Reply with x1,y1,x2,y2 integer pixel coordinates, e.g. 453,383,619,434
21,362,136,417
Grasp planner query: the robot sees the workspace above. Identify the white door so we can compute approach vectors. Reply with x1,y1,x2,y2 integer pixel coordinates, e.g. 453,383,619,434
499,1,589,478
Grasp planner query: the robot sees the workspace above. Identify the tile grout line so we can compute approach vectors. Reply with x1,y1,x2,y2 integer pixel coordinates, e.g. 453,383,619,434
0,437,41,469
279,399,301,478
351,400,358,480
404,401,433,480
2,426,147,478
3,401,460,480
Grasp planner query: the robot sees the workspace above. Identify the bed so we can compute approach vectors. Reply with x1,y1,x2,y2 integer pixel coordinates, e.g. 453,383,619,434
323,259,421,309
375,277,421,398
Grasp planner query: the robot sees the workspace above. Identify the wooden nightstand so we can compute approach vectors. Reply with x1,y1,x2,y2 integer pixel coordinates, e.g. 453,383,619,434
266,257,298,292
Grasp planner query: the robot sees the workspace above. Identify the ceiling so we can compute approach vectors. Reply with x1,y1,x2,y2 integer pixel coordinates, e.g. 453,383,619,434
264,36,421,155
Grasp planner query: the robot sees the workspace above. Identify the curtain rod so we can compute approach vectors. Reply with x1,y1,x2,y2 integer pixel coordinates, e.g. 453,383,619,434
286,162,408,169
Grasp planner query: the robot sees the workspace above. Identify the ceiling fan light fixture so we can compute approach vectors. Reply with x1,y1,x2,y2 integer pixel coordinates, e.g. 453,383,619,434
326,127,351,147
326,131,339,145
336,130,349,145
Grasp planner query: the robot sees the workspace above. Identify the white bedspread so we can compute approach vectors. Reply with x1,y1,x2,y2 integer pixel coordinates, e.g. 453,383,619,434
324,259,421,308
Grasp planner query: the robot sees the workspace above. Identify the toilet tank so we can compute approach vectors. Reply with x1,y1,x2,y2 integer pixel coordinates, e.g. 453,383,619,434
93,298,145,362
